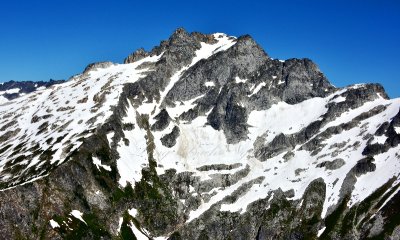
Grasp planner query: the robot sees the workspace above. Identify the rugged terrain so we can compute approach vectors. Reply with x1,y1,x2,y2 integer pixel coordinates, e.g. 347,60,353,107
0,80,65,104
0,28,399,239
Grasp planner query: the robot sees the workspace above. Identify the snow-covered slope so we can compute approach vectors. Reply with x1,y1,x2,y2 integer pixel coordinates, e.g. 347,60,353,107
117,83,400,224
0,80,64,104
0,55,162,188
0,29,399,240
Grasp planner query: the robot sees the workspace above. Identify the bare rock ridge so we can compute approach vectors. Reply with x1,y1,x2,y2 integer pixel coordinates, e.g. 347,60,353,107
0,28,400,240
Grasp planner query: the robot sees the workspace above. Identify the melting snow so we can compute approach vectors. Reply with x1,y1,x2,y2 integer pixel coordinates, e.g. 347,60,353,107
371,135,387,145
124,84,396,223
248,97,328,143
180,91,400,221
249,82,266,96
331,96,346,103
0,50,162,189
70,210,87,225
117,105,149,187
318,227,326,237
49,219,60,228
3,88,20,94
277,79,285,85
166,94,205,119
320,98,386,132
2,30,400,230
350,147,400,208
117,33,237,187
235,76,247,84
128,208,138,217
128,222,148,240
92,157,111,171
204,81,215,87
0,96,8,105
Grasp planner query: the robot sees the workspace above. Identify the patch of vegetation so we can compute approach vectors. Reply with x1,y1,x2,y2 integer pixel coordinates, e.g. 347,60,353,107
351,178,396,228
52,212,111,240
169,232,183,240
317,177,398,239
118,211,138,240
368,189,400,239
130,114,180,235
111,183,135,203
320,195,349,239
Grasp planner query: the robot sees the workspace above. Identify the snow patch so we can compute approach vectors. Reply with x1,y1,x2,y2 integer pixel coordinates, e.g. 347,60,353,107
70,210,87,225
4,88,20,94
128,208,138,217
128,222,148,240
350,146,400,207
248,97,328,143
249,82,266,96
49,219,60,228
204,81,215,87
92,157,112,171
166,94,205,119
331,96,346,103
320,97,387,132
118,217,123,232
318,227,326,237
0,51,162,189
371,135,387,145
235,76,247,84
0,95,8,105
117,105,149,187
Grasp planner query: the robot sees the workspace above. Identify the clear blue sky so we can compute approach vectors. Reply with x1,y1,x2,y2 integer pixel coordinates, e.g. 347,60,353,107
1,0,399,97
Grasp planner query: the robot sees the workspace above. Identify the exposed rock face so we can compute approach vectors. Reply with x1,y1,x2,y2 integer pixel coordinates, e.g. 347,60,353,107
0,28,400,240
160,126,180,148
316,158,345,170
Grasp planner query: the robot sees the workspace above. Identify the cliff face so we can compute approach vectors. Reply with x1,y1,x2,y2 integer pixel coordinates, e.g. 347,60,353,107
0,28,400,239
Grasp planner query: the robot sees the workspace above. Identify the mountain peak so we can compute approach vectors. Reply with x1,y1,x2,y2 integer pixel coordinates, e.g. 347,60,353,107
170,27,190,40
0,29,399,240
124,28,200,64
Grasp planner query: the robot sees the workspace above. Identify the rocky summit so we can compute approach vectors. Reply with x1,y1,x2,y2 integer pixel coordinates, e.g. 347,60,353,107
0,28,400,239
